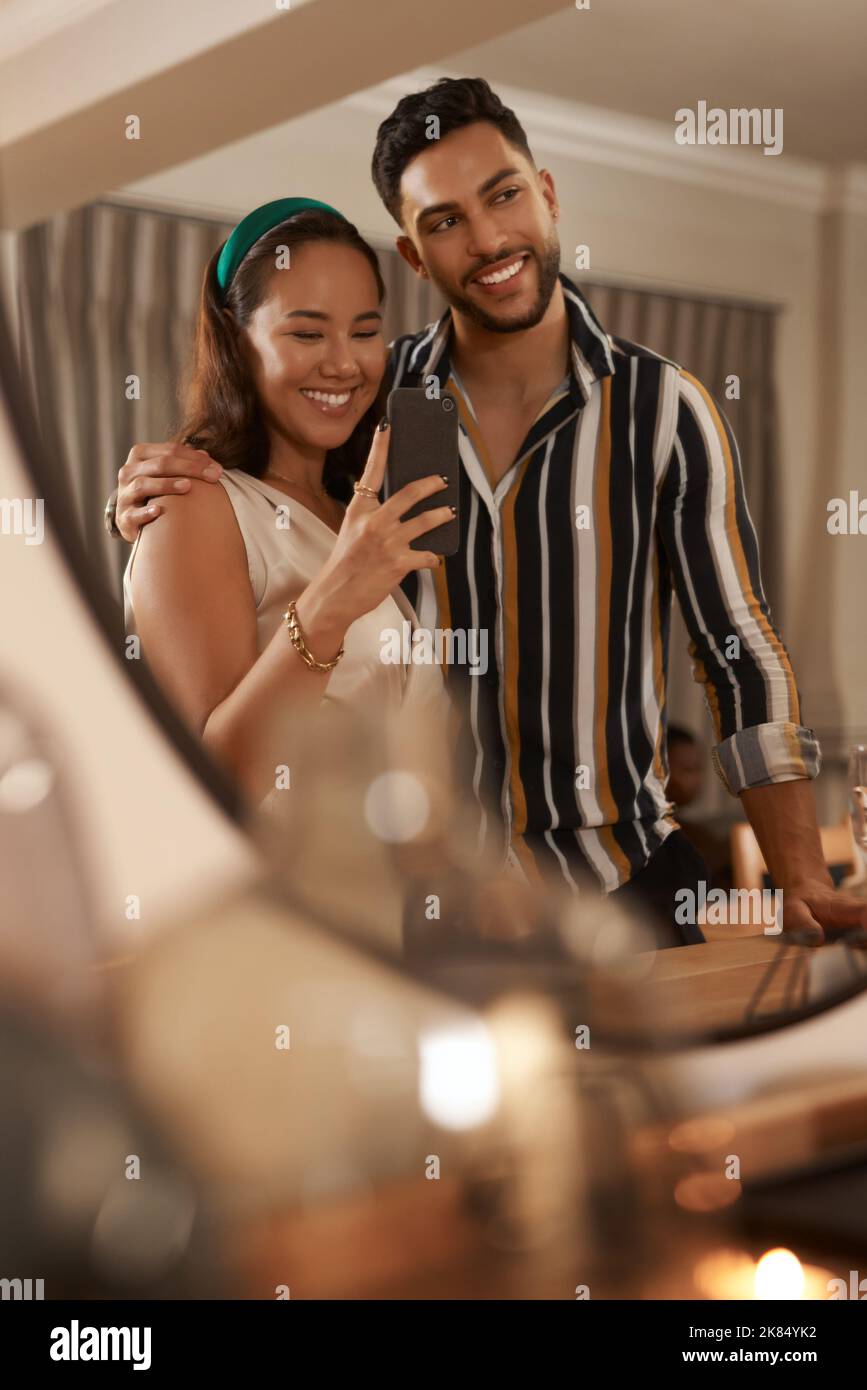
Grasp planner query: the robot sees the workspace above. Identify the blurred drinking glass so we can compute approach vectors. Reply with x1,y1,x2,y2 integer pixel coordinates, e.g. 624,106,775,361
849,744,867,871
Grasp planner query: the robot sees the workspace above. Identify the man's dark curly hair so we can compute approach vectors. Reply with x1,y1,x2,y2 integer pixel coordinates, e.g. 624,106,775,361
371,76,535,226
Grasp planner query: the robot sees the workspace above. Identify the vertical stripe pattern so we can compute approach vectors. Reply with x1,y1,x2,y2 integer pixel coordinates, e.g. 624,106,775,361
392,276,820,892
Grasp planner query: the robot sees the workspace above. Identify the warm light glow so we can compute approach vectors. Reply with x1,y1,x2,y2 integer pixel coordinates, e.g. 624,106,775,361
694,1248,831,1301
754,1248,805,1300
364,770,430,843
674,1172,741,1212
668,1117,736,1153
418,1021,500,1130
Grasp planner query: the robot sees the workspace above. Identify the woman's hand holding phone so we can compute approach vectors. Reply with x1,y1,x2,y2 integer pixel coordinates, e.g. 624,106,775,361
297,420,452,642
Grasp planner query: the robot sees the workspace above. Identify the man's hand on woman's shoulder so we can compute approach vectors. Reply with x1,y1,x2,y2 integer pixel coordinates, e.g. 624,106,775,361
115,441,223,541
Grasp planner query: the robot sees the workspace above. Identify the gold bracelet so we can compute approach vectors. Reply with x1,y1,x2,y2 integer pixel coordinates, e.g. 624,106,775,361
283,599,345,673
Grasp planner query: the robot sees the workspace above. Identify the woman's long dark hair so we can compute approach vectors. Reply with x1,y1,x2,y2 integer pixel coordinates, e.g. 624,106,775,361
174,210,387,503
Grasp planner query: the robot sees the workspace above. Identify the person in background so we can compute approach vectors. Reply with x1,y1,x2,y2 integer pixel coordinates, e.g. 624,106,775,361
666,724,732,892
665,724,704,811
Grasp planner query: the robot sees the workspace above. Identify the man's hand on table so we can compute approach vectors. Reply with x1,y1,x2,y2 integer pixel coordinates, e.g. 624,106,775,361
740,781,867,945
779,876,867,945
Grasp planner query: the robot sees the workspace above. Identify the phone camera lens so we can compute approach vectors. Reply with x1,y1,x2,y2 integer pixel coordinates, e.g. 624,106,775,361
442,398,454,412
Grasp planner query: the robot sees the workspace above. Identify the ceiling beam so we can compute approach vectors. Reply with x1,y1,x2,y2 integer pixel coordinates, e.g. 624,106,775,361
0,0,571,230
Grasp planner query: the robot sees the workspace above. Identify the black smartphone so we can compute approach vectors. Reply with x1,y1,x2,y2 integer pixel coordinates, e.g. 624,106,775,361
385,387,460,555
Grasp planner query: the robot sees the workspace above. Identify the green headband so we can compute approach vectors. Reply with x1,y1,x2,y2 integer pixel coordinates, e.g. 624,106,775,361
216,196,348,297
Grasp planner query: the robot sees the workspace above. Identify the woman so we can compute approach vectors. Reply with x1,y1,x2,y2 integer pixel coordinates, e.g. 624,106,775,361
124,197,455,805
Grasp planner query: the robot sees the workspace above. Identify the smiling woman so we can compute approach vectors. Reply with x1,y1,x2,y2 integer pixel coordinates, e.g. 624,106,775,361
171,205,388,503
121,200,453,808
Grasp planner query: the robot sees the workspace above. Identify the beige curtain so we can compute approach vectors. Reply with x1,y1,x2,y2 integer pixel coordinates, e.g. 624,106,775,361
17,202,235,596
378,244,446,348
582,280,782,815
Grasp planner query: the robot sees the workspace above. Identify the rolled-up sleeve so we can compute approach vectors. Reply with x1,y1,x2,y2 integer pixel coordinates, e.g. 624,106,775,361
657,367,821,796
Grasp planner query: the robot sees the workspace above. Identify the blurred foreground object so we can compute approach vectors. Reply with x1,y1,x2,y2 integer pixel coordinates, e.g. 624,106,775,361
114,884,679,1296
0,1001,220,1298
0,678,101,1025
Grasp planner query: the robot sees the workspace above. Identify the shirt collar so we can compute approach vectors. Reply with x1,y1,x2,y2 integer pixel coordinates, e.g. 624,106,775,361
409,272,616,407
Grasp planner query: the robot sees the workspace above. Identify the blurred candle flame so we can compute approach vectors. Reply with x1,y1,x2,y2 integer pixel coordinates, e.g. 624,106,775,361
754,1248,805,1299
694,1246,830,1300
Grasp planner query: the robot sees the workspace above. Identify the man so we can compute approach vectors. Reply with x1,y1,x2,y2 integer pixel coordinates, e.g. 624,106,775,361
107,77,865,947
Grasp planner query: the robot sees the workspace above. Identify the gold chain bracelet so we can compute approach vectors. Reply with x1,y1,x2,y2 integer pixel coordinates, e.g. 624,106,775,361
283,599,345,673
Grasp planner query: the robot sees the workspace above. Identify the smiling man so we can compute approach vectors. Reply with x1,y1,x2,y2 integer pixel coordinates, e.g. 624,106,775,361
108,77,865,947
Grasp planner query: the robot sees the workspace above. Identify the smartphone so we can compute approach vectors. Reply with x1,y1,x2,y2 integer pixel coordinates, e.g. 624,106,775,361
385,387,460,555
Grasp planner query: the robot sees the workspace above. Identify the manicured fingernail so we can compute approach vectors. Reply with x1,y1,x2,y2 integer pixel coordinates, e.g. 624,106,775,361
449,505,457,515
440,474,449,482
175,478,191,490
203,464,222,479
378,417,389,432
146,503,159,515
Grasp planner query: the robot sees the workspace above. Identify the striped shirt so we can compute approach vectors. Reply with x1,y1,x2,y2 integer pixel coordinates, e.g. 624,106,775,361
389,274,820,895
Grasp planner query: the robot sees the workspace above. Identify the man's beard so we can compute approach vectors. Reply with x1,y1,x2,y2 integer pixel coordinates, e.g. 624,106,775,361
433,234,562,335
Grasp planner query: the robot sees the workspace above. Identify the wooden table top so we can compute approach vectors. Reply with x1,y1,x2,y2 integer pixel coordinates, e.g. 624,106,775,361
593,933,867,1038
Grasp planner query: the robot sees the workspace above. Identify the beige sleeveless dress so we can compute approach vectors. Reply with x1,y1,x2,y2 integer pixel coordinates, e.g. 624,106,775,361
122,466,449,747
125,469,450,761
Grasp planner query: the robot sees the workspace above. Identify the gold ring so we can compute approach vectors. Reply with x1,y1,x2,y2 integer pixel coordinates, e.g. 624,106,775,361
353,482,379,499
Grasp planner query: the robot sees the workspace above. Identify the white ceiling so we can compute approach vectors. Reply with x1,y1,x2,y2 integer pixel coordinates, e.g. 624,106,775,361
0,0,119,59
444,0,867,165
